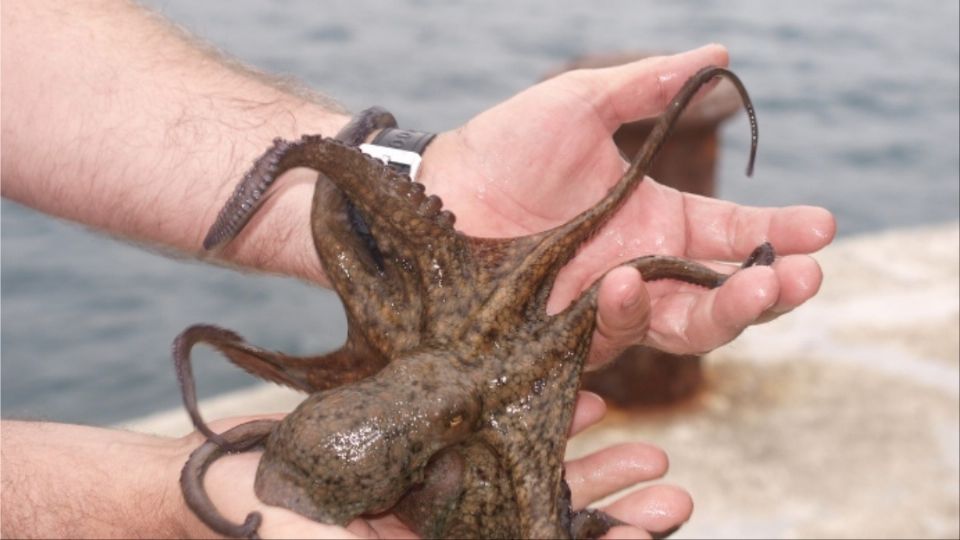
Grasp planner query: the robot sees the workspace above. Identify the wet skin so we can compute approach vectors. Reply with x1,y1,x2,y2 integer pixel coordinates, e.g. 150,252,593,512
174,66,773,539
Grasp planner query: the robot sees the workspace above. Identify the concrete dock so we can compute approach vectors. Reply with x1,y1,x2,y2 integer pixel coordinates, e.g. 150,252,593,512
120,221,960,539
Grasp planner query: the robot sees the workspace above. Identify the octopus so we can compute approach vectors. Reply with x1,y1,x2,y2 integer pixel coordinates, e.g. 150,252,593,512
173,66,774,539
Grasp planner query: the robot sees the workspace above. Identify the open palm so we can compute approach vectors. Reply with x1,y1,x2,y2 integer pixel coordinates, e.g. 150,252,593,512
421,44,834,365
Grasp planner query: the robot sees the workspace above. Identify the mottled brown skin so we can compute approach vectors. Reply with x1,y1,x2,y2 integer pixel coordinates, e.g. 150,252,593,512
175,67,772,539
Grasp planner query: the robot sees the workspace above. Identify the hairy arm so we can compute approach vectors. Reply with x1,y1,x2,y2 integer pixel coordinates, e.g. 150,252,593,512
0,420,192,539
1,0,344,283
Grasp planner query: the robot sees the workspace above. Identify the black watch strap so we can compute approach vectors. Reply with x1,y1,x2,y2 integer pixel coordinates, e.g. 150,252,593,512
370,128,436,154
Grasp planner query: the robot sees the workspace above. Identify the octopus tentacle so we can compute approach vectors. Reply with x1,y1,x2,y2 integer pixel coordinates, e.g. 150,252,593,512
180,419,277,540
173,324,242,448
739,240,776,269
335,107,402,273
208,134,461,246
172,324,387,449
476,67,758,322
557,475,626,539
553,243,776,331
207,134,472,344
311,177,429,356
205,106,471,333
335,106,397,147
542,66,757,271
202,107,397,251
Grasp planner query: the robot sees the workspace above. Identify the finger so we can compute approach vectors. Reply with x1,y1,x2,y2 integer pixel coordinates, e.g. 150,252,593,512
681,191,837,261
356,514,421,540
346,518,381,539
601,484,694,537
646,265,779,354
261,511,361,540
760,254,824,320
569,391,607,436
602,525,655,539
587,266,651,368
564,443,669,509
569,44,730,130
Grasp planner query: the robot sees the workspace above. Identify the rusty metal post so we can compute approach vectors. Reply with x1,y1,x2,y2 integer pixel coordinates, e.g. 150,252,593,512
545,53,744,407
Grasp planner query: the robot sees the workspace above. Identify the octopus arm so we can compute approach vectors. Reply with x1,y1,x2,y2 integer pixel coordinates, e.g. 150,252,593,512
173,324,388,448
551,244,776,332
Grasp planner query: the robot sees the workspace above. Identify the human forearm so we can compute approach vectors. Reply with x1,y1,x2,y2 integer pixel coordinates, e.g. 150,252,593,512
0,420,192,539
1,0,348,283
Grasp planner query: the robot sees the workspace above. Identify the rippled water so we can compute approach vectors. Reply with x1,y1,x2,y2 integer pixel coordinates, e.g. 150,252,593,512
2,0,958,424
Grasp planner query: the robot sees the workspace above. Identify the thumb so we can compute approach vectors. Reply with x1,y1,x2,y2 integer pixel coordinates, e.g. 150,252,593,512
567,43,730,130
587,266,651,369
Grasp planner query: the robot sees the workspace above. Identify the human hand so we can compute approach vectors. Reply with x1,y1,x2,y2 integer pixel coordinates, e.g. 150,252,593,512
176,393,690,539
419,44,835,366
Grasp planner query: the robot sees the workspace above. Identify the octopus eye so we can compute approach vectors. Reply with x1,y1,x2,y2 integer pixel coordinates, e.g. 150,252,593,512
448,414,463,428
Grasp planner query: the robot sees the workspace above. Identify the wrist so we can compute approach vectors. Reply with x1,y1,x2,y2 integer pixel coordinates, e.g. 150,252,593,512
206,108,351,287
146,433,204,539
415,131,479,235
166,431,228,539
415,132,447,200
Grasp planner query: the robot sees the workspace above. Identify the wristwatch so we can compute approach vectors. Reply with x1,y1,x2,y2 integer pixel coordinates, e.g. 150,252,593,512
359,128,436,179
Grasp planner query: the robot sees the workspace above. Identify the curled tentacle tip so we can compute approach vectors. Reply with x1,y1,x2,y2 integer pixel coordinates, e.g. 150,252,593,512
741,242,776,269
201,237,217,251
746,135,758,177
240,511,264,540
755,242,776,265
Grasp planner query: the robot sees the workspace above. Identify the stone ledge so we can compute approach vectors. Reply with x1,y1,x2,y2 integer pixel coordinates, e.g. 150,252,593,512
567,221,959,539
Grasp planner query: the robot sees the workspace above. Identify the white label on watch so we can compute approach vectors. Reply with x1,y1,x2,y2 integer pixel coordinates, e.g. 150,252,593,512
359,144,423,179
